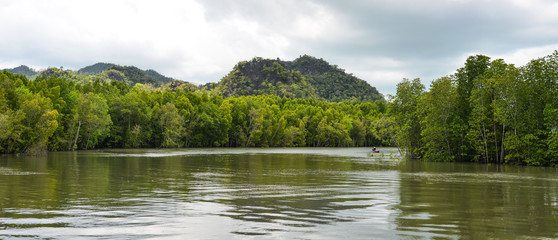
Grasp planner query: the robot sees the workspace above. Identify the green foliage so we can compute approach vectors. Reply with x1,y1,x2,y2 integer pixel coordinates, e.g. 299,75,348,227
390,50,558,166
70,92,112,150
0,69,387,153
420,77,457,162
454,54,491,160
216,58,315,99
214,56,384,102
78,63,116,75
4,65,38,79
108,90,151,148
157,102,184,147
291,55,383,102
144,69,175,84
0,109,25,153
75,63,193,89
107,65,160,86
389,78,425,159
18,94,60,153
37,68,79,82
13,49,558,167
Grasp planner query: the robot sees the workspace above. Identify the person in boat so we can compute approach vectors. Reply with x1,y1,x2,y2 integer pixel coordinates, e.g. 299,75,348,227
371,146,377,153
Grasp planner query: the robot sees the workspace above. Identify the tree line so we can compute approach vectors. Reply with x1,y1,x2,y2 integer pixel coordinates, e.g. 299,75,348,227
4,50,558,166
389,51,558,166
0,70,389,154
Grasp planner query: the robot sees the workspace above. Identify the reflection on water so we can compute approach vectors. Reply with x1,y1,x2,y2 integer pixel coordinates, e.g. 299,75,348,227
396,161,558,239
0,148,557,239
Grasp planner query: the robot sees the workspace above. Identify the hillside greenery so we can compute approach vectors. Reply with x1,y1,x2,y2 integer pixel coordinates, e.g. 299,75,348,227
77,62,116,75
5,57,384,103
0,69,388,154
289,55,383,102
106,65,164,86
144,69,175,84
8,51,558,167
5,65,38,79
214,56,383,102
4,63,184,88
215,57,316,99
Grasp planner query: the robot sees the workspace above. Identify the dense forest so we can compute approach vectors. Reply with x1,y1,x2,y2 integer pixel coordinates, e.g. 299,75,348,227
289,55,383,102
3,51,558,167
0,67,389,154
215,57,316,99
7,56,383,102
214,55,383,102
390,51,558,166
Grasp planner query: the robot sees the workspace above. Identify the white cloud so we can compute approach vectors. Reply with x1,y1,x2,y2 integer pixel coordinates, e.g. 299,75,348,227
455,44,558,71
1,0,558,94
337,56,410,95
510,0,558,22
357,70,409,96
494,44,558,66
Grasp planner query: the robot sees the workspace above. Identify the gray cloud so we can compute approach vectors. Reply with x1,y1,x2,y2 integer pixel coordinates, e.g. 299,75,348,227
1,0,557,95
196,0,558,94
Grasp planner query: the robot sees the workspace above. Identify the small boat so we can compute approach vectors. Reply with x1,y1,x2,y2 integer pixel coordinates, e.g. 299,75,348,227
371,149,380,153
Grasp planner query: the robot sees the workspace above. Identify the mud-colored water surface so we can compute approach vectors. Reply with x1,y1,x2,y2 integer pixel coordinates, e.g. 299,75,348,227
1,148,557,239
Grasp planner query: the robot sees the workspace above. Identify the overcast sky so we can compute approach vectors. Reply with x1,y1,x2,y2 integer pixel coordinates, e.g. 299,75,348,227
1,0,557,95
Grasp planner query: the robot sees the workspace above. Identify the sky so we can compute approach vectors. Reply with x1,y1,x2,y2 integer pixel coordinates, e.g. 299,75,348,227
1,0,558,95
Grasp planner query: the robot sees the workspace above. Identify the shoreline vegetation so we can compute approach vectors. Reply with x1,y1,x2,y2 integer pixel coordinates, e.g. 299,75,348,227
0,56,389,155
391,51,558,166
2,51,558,166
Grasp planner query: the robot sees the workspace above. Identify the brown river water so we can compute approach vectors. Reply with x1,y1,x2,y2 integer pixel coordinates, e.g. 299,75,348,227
1,148,557,239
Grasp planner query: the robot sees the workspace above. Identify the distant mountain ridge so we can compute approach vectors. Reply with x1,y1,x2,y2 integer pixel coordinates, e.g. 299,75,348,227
289,55,383,102
4,65,38,79
3,63,183,88
78,62,116,75
143,69,175,84
216,57,315,99
78,63,174,85
3,56,384,102
215,55,383,102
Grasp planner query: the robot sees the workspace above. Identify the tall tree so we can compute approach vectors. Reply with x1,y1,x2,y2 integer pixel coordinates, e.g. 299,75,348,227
467,59,509,162
18,94,60,153
420,76,457,161
69,92,112,150
156,102,184,147
389,78,425,159
108,90,151,147
0,109,25,153
454,55,491,160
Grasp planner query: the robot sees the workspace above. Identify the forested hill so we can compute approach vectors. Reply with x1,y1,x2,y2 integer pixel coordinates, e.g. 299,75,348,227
215,57,316,99
3,63,184,87
78,62,116,75
289,55,383,102
215,56,384,102
105,65,165,86
5,65,38,79
80,63,175,86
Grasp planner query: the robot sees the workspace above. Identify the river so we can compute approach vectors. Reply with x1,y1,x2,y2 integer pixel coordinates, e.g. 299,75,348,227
1,148,557,239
